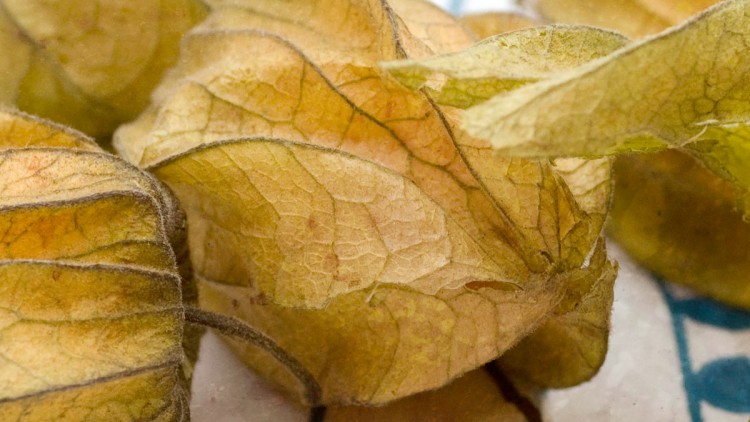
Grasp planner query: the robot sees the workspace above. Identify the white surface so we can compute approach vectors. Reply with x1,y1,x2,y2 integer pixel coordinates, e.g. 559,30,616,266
543,245,690,421
430,0,519,14
190,332,307,422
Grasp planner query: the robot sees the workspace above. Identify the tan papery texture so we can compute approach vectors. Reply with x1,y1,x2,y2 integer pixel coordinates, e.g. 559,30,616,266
115,0,615,404
0,109,190,420
0,0,207,138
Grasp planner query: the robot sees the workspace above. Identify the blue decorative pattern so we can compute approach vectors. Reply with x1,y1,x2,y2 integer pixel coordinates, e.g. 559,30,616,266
657,280,750,422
